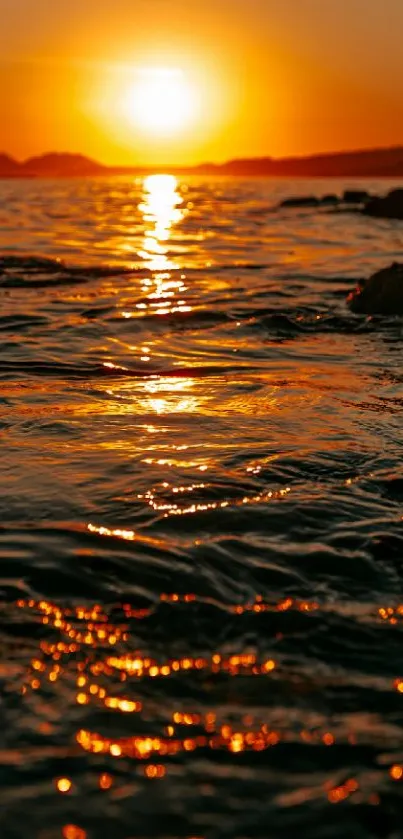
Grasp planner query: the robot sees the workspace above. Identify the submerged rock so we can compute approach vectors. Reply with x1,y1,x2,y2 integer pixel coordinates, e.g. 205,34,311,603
363,188,403,220
347,262,403,314
278,191,369,210
277,186,403,219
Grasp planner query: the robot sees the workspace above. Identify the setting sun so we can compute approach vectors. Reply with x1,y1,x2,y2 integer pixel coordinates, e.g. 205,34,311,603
123,69,196,136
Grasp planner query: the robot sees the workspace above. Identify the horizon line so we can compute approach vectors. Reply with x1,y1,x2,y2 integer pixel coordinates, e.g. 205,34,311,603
2,143,403,169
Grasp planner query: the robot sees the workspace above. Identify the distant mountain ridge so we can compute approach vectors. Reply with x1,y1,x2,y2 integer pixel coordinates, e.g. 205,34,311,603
0,153,24,177
21,152,106,176
1,147,403,177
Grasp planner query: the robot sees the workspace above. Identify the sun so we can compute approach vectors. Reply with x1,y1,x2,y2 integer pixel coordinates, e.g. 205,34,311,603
124,68,196,136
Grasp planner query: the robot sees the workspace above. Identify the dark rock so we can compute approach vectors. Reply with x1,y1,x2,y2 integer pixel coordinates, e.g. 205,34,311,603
342,189,371,203
321,194,340,205
347,262,403,314
279,196,320,208
363,188,403,220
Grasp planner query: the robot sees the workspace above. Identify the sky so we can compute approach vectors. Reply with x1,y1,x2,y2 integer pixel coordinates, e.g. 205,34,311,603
1,0,403,165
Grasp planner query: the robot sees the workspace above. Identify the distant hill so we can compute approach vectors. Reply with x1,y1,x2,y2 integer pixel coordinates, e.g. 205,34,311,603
211,146,403,177
104,146,403,178
1,147,403,178
22,152,106,177
0,153,23,177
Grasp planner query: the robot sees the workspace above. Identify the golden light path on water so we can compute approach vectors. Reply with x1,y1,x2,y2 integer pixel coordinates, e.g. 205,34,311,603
121,173,191,306
138,174,184,268
105,173,203,418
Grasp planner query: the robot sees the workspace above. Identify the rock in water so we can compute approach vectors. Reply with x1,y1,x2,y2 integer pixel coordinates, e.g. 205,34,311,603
321,194,339,205
342,189,371,204
279,196,320,208
363,188,403,220
347,263,403,314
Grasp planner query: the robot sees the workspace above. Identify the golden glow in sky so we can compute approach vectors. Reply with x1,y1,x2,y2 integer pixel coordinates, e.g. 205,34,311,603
123,69,196,136
1,0,403,165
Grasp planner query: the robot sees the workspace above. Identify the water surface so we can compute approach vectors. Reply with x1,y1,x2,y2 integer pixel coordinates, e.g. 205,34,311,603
1,175,403,839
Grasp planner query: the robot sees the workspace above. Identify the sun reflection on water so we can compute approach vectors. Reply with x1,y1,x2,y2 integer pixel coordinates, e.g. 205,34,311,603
138,174,185,273
141,375,202,415
119,174,192,324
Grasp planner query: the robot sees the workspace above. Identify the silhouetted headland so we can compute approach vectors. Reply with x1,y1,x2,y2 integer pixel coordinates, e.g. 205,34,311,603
1,146,403,178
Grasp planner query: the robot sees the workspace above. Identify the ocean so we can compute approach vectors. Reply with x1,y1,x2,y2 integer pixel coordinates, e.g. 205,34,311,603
1,174,403,839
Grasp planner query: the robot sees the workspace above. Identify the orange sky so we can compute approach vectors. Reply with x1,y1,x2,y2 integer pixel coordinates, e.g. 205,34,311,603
1,0,403,165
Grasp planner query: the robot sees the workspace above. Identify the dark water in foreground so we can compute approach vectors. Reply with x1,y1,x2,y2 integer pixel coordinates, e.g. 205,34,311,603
1,175,403,839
